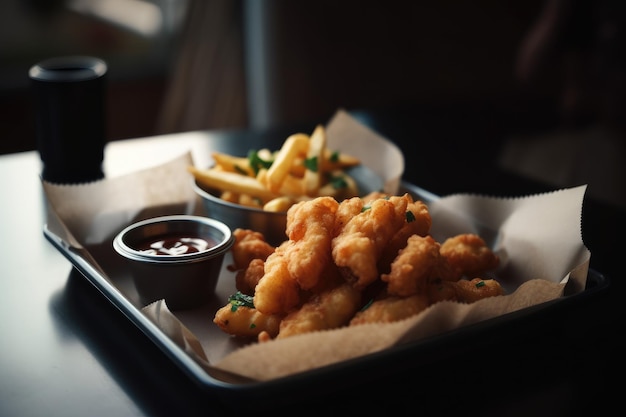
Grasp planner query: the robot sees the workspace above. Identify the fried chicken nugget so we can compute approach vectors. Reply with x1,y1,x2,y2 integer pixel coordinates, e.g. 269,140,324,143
430,258,464,282
277,282,362,339
306,260,345,294
253,241,301,315
381,235,442,297
332,195,364,236
213,293,282,339
228,228,275,272
332,195,410,289
427,278,460,304
284,196,339,290
454,277,505,302
427,277,505,304
379,198,433,272
439,233,499,277
350,294,430,325
235,258,265,295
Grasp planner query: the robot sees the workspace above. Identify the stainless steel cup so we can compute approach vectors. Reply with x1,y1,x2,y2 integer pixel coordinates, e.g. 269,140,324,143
113,215,235,310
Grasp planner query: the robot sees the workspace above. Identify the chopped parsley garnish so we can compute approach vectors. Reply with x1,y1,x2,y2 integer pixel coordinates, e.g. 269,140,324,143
361,197,390,212
405,211,416,223
475,280,486,288
250,323,257,329
304,156,318,172
234,165,248,175
228,291,255,312
329,174,348,190
247,149,273,175
360,299,373,311
329,151,340,162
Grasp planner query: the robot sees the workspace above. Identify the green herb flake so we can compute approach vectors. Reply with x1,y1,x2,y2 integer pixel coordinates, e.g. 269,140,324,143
234,164,248,175
250,323,257,329
475,280,486,288
330,175,348,190
247,149,273,175
360,299,374,312
405,210,416,223
304,156,318,172
228,291,255,309
330,151,340,162
361,204,372,213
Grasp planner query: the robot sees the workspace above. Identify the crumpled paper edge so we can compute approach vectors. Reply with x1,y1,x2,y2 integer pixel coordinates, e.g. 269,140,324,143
141,300,258,384
427,185,591,294
42,152,198,247
213,279,567,381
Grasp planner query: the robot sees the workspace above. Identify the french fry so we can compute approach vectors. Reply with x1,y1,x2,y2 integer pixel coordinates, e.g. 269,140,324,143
257,168,304,197
238,193,263,208
211,152,254,176
289,156,306,177
257,148,274,161
189,166,280,201
303,125,326,196
291,148,358,179
220,190,239,203
264,196,298,212
255,168,269,188
321,149,360,171
278,174,306,196
265,133,309,193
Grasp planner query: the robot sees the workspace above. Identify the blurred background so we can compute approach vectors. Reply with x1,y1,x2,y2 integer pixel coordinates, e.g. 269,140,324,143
1,0,624,207
1,0,188,154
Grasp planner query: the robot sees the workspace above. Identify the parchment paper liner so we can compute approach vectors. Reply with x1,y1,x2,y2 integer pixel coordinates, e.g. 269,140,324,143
42,110,590,383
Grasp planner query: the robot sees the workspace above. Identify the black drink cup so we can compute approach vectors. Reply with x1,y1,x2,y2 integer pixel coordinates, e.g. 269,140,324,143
29,56,107,183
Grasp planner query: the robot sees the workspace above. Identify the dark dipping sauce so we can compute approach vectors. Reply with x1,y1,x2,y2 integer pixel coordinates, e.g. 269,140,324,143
135,234,218,256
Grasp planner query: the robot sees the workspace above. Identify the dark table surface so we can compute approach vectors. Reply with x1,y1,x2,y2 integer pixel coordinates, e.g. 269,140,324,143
1,107,623,416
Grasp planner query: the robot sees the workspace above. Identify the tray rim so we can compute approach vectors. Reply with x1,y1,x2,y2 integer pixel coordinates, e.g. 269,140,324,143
42,180,611,404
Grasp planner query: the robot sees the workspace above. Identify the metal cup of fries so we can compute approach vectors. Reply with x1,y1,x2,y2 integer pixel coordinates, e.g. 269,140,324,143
190,124,380,246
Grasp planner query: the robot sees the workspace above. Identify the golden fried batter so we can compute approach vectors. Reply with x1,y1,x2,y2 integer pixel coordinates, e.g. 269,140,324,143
229,228,275,271
332,194,410,289
379,198,432,271
381,235,441,297
235,258,265,295
215,195,507,340
332,196,364,236
454,277,505,302
350,294,430,325
284,197,339,290
440,233,499,277
253,241,301,315
214,304,282,339
306,260,345,294
277,283,362,339
428,277,505,304
430,258,464,282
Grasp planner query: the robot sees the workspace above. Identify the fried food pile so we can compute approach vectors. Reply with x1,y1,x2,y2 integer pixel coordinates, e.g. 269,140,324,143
213,192,503,342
